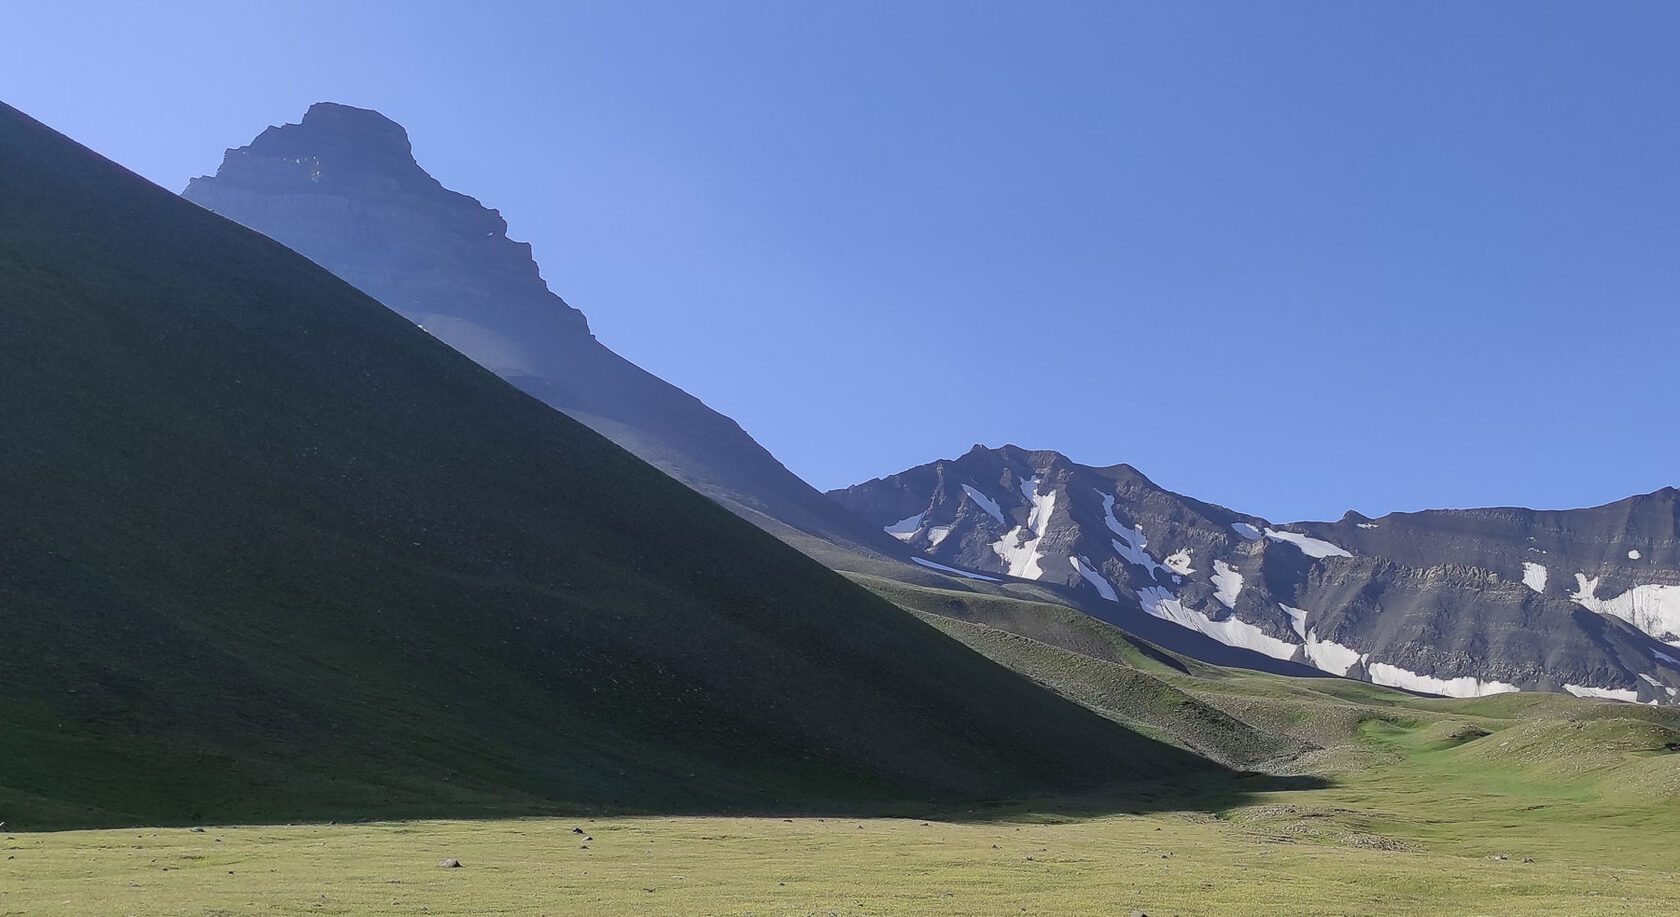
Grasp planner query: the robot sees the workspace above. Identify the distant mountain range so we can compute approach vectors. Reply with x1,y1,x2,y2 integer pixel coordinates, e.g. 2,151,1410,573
180,103,1678,709
0,100,1200,828
832,444,1680,703
181,102,909,571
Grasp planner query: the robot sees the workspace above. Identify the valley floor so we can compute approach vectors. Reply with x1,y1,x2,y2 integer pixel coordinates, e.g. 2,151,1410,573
6,762,1676,917
9,584,1679,915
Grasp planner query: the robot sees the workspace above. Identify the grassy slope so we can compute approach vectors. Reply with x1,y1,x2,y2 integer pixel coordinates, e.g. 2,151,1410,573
0,101,1224,829
856,574,1680,769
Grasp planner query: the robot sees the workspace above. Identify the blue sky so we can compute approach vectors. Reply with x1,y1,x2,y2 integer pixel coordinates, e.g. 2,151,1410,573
6,1,1677,521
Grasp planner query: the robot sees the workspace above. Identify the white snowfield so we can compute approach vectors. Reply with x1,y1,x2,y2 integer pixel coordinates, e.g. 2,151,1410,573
910,556,1001,582
1629,549,1643,560
1230,522,1262,540
1137,586,1299,661
991,477,1055,580
1264,528,1353,559
1303,630,1363,676
1564,683,1640,703
1367,662,1520,698
1164,549,1196,576
926,525,953,548
1356,522,1380,530
1211,561,1243,608
1281,604,1309,639
961,484,1005,523
1070,555,1118,601
1521,562,1548,594
1571,574,1680,645
884,513,923,541
1101,491,1169,578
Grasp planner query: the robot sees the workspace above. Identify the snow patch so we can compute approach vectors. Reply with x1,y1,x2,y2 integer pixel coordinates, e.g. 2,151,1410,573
1070,555,1118,602
1281,604,1309,639
884,513,923,542
1572,574,1680,645
1102,492,1168,578
1164,549,1196,576
1303,631,1363,677
926,525,953,549
960,485,1005,523
1639,673,1663,687
1230,522,1262,540
1211,561,1243,608
1654,649,1680,666
1367,663,1520,698
1564,684,1639,703
911,557,1001,582
1137,587,1298,661
1264,528,1353,559
1629,549,1642,560
992,480,1056,579
1356,522,1380,529
1521,562,1547,594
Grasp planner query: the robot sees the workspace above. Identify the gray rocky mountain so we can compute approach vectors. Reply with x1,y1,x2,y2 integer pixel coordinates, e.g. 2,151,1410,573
831,444,1680,703
181,102,907,568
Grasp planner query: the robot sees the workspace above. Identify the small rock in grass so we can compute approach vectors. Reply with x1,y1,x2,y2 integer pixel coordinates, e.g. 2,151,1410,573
572,827,584,834
438,858,462,868
190,827,206,833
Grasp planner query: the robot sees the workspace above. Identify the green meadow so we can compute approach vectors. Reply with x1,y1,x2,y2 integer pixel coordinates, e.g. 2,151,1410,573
9,643,1677,917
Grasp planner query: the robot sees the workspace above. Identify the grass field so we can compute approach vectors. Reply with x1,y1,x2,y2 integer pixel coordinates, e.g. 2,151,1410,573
9,683,1677,917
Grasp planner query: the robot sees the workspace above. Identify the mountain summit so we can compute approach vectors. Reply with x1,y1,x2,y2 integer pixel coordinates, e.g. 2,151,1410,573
183,103,902,566
186,102,589,366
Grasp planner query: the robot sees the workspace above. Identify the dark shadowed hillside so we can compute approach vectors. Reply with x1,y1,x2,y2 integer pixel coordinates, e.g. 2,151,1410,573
0,102,1215,829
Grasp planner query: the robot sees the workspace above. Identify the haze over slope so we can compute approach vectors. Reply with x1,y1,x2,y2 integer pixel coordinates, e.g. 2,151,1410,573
180,102,905,569
0,101,1207,829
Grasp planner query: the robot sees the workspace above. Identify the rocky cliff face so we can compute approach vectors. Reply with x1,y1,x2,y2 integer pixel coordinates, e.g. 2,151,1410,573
183,103,906,565
831,445,1680,703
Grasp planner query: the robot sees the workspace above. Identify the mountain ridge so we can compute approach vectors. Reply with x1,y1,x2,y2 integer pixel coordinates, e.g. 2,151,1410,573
181,102,909,570
831,444,1680,703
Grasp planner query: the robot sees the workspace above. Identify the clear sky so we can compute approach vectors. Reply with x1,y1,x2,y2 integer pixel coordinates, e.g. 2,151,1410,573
6,1,1677,521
